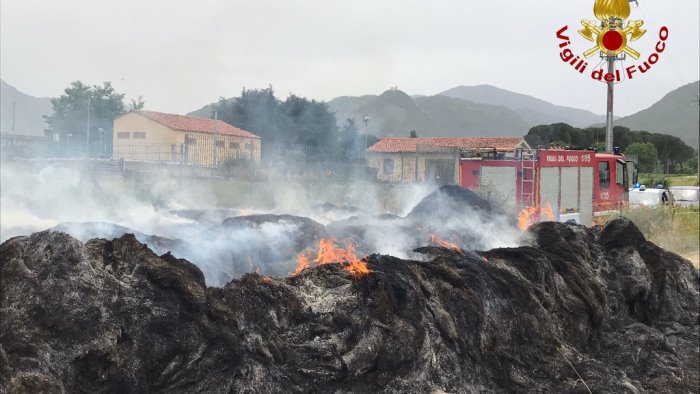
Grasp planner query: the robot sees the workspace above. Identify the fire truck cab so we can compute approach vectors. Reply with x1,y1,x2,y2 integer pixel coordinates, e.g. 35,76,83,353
459,148,632,226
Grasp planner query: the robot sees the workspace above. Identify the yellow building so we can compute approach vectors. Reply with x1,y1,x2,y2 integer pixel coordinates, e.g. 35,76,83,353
112,111,261,166
367,137,530,184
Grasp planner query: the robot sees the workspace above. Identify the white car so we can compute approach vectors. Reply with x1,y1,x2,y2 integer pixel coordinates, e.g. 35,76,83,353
669,186,700,208
628,185,671,207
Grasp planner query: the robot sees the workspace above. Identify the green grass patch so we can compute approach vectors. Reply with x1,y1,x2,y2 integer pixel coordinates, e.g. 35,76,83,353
638,173,699,188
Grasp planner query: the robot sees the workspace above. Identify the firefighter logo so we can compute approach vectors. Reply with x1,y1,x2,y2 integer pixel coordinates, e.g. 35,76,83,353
579,0,646,59
556,0,668,82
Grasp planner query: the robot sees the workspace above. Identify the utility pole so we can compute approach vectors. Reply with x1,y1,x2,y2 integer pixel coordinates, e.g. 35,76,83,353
604,56,615,153
694,94,699,179
11,101,16,146
86,95,91,155
362,114,370,151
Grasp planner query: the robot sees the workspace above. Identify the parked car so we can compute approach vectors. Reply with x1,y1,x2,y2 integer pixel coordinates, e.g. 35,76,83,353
669,186,700,208
628,185,671,207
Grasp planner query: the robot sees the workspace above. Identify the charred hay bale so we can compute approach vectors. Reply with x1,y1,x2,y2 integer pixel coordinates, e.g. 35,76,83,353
222,214,327,251
170,208,241,225
204,214,330,282
51,221,187,257
407,185,492,220
1,231,245,393
597,217,700,328
1,221,698,393
325,214,412,253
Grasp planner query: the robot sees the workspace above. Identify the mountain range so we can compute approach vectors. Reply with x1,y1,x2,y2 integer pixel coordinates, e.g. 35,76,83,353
0,79,52,136
439,85,608,128
327,83,698,146
600,81,699,148
3,78,697,148
327,89,529,138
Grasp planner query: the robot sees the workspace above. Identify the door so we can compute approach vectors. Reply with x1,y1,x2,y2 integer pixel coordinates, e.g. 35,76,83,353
480,166,517,213
539,167,560,220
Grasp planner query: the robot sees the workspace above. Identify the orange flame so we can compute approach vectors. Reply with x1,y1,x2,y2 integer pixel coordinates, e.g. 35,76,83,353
517,202,555,230
292,250,312,276
292,238,370,278
430,234,461,251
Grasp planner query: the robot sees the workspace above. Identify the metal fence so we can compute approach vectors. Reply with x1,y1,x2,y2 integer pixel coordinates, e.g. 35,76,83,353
2,132,372,181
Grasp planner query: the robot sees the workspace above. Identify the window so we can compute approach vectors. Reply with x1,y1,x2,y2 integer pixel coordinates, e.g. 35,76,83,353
117,132,130,139
229,142,240,149
615,160,625,186
599,161,610,189
383,158,394,175
185,137,196,145
215,141,225,148
132,131,146,139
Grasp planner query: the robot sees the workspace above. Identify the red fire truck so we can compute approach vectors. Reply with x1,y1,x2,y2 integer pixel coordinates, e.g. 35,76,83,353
459,148,635,226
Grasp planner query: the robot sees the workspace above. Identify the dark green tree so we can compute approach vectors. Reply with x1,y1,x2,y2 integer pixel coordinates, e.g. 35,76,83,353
650,133,695,173
215,86,280,142
624,142,658,172
129,95,146,111
409,130,418,138
215,87,338,148
44,81,125,153
338,118,360,152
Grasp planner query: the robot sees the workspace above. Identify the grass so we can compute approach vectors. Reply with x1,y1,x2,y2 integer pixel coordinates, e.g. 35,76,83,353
599,205,700,268
638,173,699,188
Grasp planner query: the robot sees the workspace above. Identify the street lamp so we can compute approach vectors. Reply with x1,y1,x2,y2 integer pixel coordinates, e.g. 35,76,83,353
362,115,370,150
98,127,104,157
86,95,91,155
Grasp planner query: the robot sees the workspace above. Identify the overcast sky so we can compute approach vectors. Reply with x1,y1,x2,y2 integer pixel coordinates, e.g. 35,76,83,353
1,0,698,117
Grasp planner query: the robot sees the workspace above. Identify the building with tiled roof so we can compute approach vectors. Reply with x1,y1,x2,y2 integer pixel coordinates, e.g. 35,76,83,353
366,136,529,184
367,137,529,153
113,111,261,166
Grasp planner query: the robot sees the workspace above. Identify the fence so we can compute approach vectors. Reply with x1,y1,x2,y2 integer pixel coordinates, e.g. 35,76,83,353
2,133,372,182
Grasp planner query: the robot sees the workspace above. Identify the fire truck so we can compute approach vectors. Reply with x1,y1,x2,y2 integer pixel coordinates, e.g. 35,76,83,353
459,148,636,226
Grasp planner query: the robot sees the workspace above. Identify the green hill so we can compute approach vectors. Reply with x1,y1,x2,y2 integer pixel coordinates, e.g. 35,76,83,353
610,81,699,149
328,89,528,138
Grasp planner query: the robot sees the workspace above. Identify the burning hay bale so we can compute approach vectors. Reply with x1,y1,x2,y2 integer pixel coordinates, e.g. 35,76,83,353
1,218,697,392
50,221,187,256
407,184,494,219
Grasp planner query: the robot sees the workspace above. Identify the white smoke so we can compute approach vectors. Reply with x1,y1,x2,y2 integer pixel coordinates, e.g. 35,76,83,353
1,160,525,287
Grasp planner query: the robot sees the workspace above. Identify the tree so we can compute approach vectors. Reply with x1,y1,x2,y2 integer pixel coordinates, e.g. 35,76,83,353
129,95,146,111
624,142,658,172
44,81,125,153
336,118,364,160
650,133,695,173
526,122,696,173
215,86,280,143
215,87,338,148
409,130,418,138
591,142,606,152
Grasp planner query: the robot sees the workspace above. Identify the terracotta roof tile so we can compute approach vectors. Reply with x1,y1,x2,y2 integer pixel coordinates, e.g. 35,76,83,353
367,137,528,153
138,111,260,139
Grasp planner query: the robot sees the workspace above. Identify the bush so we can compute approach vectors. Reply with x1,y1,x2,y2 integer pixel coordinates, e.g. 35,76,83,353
638,174,669,189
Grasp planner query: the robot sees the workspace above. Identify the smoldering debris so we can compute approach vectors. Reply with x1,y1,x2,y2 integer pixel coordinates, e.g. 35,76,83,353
32,185,522,286
1,218,697,392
